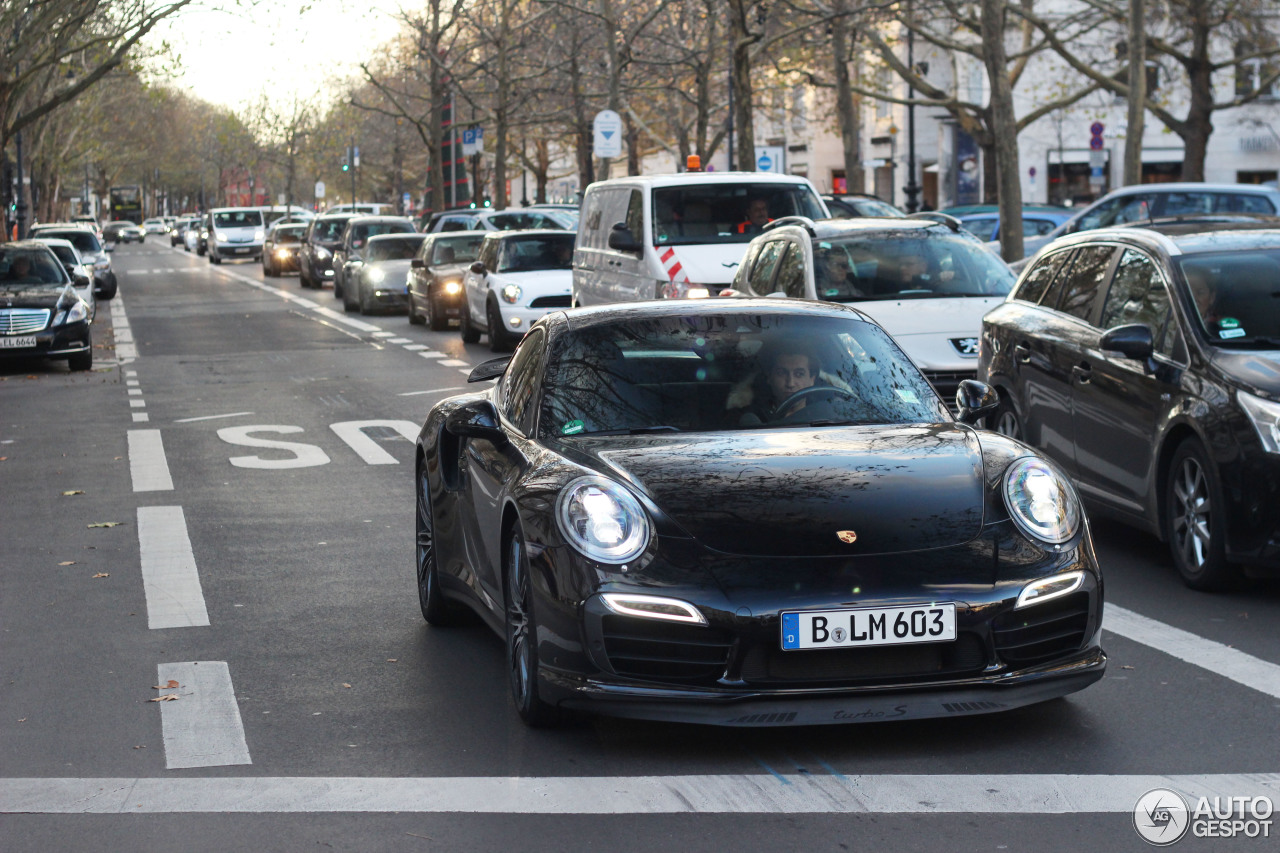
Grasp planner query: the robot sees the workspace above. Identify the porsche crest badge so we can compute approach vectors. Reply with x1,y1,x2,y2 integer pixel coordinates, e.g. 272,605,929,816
837,530,858,544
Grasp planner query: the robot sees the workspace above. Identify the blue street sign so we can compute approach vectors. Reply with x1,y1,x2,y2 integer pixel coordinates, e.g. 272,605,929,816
1090,136,1105,150
1090,122,1105,136
757,153,772,171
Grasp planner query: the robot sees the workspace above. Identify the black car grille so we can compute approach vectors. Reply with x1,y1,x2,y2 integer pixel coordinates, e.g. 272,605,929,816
601,616,734,685
921,370,976,414
529,295,572,309
739,632,987,685
992,592,1091,668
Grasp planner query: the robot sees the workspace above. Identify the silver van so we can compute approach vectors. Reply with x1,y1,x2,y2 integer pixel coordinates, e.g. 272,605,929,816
206,207,266,264
573,172,828,305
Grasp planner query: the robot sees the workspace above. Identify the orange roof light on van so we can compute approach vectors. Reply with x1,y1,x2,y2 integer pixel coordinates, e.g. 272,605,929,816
686,155,702,172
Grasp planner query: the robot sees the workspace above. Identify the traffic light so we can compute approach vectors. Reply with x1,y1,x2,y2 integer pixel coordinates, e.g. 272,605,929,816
341,149,349,173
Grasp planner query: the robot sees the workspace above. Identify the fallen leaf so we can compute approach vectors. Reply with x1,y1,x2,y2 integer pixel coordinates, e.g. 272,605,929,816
92,573,109,579
152,680,180,690
148,694,179,702
1121,665,1135,670
26,375,37,379
0,457,7,461
133,745,146,749
87,522,122,528
342,683,352,689
386,659,397,663
17,718,27,723
62,490,84,496
58,561,76,566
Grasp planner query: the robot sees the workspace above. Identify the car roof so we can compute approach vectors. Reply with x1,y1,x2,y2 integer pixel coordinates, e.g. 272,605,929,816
766,217,963,241
482,228,574,240
586,171,817,190
1094,182,1280,200
346,215,414,225
31,237,76,249
554,295,873,333
367,231,425,241
3,240,61,254
1038,222,1280,257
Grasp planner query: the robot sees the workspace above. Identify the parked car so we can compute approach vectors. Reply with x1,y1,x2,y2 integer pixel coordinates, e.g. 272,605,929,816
334,215,417,302
730,215,1015,406
0,242,94,371
460,230,575,351
103,221,145,244
421,207,575,234
345,232,426,314
70,215,103,240
262,221,308,277
30,237,96,322
953,207,1074,243
821,193,904,219
573,171,829,305
413,298,1104,726
325,202,393,216
298,213,354,289
1020,183,1280,259
978,219,1280,590
408,231,485,330
205,207,266,264
28,224,117,299
185,219,208,255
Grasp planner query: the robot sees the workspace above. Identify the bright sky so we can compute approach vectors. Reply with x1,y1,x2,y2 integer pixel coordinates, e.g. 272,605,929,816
147,0,406,110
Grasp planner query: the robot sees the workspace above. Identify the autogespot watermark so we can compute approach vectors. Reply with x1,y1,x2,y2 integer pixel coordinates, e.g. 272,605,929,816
1133,788,1274,845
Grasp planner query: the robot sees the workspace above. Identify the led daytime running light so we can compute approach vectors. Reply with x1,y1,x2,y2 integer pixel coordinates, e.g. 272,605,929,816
601,594,706,625
1016,571,1085,610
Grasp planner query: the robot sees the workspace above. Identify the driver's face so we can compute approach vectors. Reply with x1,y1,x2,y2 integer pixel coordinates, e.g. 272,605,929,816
768,353,816,401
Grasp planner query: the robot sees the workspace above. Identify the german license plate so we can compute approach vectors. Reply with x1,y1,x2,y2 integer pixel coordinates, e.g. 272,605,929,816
0,336,37,349
781,604,956,650
234,247,250,254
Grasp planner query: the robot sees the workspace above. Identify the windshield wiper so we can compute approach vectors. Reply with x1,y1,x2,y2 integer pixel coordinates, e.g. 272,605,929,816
1219,336,1280,349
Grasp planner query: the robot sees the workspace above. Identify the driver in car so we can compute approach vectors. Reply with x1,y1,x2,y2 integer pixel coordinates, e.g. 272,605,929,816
727,341,849,425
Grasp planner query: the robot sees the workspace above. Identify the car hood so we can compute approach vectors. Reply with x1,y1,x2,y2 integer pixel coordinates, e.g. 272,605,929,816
365,259,412,275
578,424,986,558
849,296,999,370
1211,348,1280,396
430,262,471,279
493,269,573,294
0,284,68,308
651,244,749,287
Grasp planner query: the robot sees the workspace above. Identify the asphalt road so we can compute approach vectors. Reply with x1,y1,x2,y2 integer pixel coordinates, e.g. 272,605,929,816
2,240,1278,852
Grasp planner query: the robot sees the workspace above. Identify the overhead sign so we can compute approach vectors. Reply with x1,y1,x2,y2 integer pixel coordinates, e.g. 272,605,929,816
461,127,484,156
314,181,326,199
755,146,784,174
593,110,623,159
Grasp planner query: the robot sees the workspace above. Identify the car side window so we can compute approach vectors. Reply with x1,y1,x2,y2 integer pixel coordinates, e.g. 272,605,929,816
734,242,764,289
1053,245,1115,322
1162,193,1214,216
775,243,807,298
500,328,546,434
479,238,499,271
624,190,644,239
1099,249,1174,355
746,240,787,294
1014,250,1071,304
1220,193,1275,214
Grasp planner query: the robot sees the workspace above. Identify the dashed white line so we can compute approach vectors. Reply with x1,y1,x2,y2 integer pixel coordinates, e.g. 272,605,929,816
154,662,251,769
398,386,467,396
372,331,395,338
440,359,468,367
128,388,143,396
137,506,209,629
127,430,174,492
174,412,255,423
418,351,447,359
133,413,150,423
129,400,146,408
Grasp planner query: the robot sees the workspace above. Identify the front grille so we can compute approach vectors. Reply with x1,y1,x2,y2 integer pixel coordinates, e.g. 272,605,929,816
529,294,572,309
922,369,976,414
601,615,734,685
992,592,1090,668
740,633,987,685
0,309,51,335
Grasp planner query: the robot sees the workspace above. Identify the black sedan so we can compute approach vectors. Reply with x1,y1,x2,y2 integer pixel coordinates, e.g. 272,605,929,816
0,242,94,371
262,221,307,277
415,299,1105,726
978,220,1280,590
408,231,485,329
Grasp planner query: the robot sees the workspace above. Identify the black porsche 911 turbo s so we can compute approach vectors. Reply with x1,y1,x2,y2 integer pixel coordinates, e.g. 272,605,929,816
415,299,1105,726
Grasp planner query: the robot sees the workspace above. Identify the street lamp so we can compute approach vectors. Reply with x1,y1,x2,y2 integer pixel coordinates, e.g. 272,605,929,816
903,17,922,213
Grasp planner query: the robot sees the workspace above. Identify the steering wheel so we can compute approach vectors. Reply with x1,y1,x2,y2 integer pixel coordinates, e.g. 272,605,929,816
770,385,858,420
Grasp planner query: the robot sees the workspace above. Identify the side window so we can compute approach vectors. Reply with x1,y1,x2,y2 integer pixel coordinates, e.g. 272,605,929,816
1054,245,1115,322
1076,199,1121,231
500,328,546,434
1220,193,1275,214
735,242,764,289
1099,250,1172,355
775,243,806,298
624,190,644,239
479,239,499,270
1162,192,1214,216
582,192,603,248
1014,250,1071,304
747,240,786,294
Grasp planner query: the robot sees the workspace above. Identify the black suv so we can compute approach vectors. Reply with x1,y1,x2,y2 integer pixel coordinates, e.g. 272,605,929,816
978,217,1280,589
298,214,354,289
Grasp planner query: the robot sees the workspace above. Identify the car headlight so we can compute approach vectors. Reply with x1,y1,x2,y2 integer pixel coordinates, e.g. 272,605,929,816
315,246,331,260
275,248,290,259
93,256,110,269
366,268,385,283
53,287,88,326
501,283,522,304
215,231,229,241
1238,389,1280,454
442,279,462,295
254,230,265,241
1003,458,1080,544
556,476,651,563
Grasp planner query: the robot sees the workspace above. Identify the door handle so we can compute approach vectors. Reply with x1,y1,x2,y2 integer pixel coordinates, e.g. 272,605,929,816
1072,364,1092,384
1012,343,1031,363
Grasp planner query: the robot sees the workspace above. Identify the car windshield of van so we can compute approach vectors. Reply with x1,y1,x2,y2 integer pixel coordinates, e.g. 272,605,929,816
1178,249,1280,347
367,235,426,261
540,313,949,436
808,232,1016,301
496,234,576,272
431,235,483,265
213,211,264,228
652,183,827,246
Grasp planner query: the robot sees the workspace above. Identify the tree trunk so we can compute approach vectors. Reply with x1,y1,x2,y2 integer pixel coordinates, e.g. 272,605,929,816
1178,5,1213,182
831,8,864,194
625,112,640,176
729,0,758,171
981,140,998,204
980,0,1024,261
1123,0,1145,185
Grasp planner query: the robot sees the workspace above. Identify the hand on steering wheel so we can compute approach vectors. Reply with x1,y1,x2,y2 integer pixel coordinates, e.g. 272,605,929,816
770,385,858,420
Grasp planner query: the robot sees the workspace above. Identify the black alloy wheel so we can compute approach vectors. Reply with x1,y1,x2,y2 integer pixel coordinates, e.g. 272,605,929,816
505,526,560,726
459,299,480,343
1165,438,1240,590
416,463,459,625
990,399,1023,441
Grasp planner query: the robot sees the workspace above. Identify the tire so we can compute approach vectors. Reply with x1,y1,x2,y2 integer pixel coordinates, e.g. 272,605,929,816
488,300,513,352
210,252,222,265
1164,438,1241,591
358,284,372,315
333,276,344,299
96,275,118,301
408,292,425,325
459,300,480,343
67,346,92,372
988,398,1023,441
505,525,560,727
427,289,447,331
416,461,460,625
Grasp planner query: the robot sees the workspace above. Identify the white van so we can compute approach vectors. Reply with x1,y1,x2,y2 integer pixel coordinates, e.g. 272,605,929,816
572,172,828,305
205,207,266,264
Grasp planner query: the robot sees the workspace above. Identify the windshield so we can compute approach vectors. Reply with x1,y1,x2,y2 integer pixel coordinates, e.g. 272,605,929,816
496,234,576,272
42,244,80,265
653,183,826,246
0,248,71,288
958,217,999,241
272,226,306,244
431,235,483,265
367,235,426,261
313,217,351,242
37,230,101,253
540,313,948,436
1178,250,1280,347
213,211,264,228
810,232,1015,301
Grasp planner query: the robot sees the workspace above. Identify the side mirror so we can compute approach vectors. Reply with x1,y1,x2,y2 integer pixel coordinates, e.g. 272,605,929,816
470,261,486,275
468,355,511,382
444,399,507,445
955,379,999,425
1100,324,1155,372
411,258,424,269
607,222,641,253
73,274,91,288
104,243,115,252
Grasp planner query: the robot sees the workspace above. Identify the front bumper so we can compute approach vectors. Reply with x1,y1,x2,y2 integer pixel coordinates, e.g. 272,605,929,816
0,322,92,362
213,242,263,258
